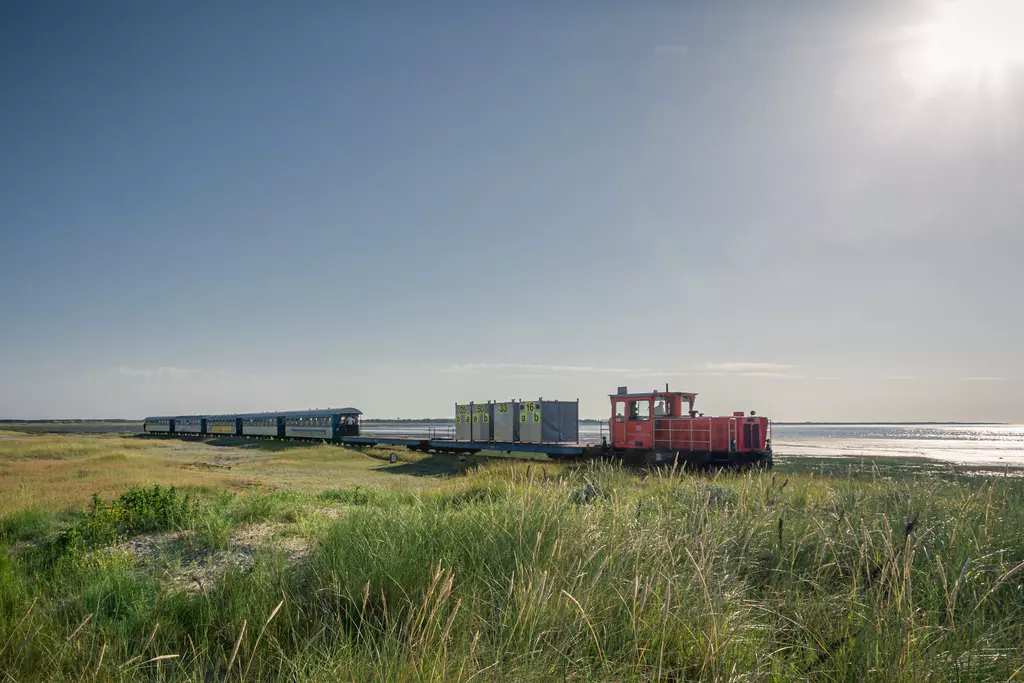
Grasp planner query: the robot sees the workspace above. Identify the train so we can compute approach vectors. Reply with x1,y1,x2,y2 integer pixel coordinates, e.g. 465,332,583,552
143,385,772,469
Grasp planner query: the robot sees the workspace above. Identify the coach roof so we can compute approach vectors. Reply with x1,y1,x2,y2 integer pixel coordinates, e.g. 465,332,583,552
237,408,362,419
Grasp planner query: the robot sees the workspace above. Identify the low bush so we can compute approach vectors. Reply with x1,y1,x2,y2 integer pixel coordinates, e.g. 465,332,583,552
53,485,193,556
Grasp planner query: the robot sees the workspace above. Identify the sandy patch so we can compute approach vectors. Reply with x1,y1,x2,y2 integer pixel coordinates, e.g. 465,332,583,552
111,522,313,594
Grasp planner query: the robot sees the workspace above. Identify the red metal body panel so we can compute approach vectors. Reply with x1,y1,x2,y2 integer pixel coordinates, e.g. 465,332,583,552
609,390,769,455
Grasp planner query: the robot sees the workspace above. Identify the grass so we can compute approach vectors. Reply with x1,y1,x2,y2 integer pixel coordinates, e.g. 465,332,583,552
0,434,238,514
1,434,1023,680
0,433,476,514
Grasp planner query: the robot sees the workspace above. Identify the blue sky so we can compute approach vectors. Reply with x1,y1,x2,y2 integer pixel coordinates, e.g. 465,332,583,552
1,0,1022,421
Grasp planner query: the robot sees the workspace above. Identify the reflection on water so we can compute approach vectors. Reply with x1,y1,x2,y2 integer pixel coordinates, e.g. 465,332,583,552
772,424,1024,467
361,422,1024,467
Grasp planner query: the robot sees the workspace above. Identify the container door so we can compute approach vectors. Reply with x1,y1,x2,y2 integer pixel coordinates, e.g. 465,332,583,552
519,401,542,443
455,405,472,441
494,402,514,442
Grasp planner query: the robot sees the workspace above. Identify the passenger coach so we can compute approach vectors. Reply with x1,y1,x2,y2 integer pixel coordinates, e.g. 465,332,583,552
142,416,174,433
175,416,205,434
206,415,241,436
280,408,362,440
241,413,283,438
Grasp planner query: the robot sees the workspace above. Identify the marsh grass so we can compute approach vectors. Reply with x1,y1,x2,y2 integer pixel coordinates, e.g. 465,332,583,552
0,435,240,514
0,508,53,544
2,452,1024,680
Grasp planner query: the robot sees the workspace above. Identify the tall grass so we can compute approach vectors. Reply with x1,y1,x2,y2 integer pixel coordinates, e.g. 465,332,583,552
1,463,1023,680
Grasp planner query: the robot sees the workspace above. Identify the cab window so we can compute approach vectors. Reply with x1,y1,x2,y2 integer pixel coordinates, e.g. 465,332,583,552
614,402,626,422
653,397,670,416
628,400,651,421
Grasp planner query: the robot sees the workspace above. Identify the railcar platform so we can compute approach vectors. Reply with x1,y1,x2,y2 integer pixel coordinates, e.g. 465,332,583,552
340,435,602,458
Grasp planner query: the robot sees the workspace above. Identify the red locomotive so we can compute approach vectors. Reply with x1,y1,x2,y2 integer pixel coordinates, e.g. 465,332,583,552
608,386,772,468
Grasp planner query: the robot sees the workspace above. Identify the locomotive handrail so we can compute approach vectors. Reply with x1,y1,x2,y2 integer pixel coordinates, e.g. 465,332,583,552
653,418,714,451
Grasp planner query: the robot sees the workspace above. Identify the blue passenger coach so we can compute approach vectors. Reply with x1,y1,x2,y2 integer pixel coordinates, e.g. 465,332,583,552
175,416,205,434
206,415,242,436
142,417,174,433
240,413,283,438
280,408,361,440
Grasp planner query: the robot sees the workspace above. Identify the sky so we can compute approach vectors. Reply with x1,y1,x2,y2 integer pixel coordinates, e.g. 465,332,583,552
1,0,1022,422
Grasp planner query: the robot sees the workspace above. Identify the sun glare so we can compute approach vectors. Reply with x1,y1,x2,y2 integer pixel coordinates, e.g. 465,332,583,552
901,0,1024,96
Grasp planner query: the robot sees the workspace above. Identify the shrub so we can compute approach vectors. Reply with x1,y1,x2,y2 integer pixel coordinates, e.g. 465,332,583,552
53,486,193,556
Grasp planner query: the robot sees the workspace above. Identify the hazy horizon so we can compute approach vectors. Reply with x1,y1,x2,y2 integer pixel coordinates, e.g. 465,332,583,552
2,1,1022,423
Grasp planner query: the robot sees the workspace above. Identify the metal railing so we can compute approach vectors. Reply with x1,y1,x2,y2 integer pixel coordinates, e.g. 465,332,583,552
428,425,455,440
653,418,715,451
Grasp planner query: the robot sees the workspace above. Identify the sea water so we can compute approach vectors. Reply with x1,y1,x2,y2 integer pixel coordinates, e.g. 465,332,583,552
770,423,1024,467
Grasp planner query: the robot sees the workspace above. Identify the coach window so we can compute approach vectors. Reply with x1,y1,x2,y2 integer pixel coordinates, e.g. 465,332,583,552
614,402,626,422
628,399,650,421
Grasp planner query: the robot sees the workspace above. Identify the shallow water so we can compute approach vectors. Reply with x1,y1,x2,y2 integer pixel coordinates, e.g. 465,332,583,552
770,423,1024,467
